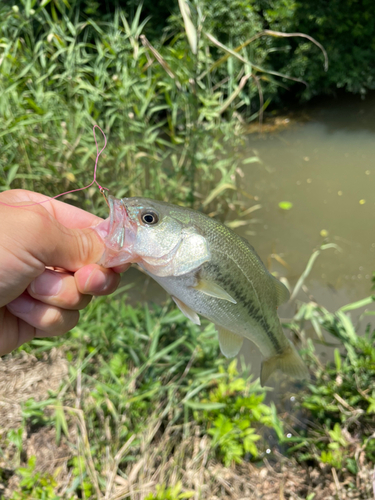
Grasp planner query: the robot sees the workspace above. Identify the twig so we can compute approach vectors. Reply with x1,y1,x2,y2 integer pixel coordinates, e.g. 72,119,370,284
59,406,102,499
58,469,73,497
333,393,356,412
331,467,342,499
204,31,308,86
104,435,137,500
251,74,264,130
263,30,328,70
263,458,284,478
108,481,155,500
140,35,181,89
279,480,285,500
214,475,235,497
289,244,340,302
199,29,328,80
211,75,230,91
75,367,82,409
177,348,198,382
218,74,251,115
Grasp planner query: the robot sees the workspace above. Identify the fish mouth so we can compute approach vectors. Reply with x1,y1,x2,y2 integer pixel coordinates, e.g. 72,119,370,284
95,196,137,268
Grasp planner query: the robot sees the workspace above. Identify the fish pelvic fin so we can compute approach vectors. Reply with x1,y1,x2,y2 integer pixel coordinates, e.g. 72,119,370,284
260,341,309,387
172,296,201,325
216,326,244,358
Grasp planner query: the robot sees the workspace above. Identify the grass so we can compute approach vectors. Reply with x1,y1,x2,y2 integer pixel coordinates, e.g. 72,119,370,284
0,0,251,217
1,254,375,499
0,286,280,498
284,295,375,474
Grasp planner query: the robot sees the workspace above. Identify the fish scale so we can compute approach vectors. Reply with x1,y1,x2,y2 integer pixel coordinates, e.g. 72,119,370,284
96,196,309,386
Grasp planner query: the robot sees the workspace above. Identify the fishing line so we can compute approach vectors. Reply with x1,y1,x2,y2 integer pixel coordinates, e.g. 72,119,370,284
0,124,109,208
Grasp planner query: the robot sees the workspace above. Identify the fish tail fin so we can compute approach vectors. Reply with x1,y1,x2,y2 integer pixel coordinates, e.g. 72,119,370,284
260,341,309,387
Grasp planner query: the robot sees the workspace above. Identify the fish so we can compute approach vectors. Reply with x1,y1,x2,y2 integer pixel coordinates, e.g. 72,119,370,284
95,196,309,386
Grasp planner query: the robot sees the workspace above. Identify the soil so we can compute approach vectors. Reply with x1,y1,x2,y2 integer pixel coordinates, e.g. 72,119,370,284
0,351,374,500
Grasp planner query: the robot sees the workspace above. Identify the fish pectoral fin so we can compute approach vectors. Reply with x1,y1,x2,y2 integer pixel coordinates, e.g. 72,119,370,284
260,340,310,387
172,296,201,326
270,274,290,306
192,279,237,304
216,326,243,358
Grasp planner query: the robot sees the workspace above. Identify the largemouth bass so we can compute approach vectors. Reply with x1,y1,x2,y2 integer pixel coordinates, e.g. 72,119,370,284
95,196,309,386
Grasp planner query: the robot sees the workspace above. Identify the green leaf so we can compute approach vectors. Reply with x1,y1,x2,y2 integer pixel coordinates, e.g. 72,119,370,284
202,182,236,207
278,201,293,210
243,436,259,456
366,398,375,414
6,165,19,186
339,295,375,312
184,401,226,410
242,156,261,164
178,0,197,54
334,348,341,372
54,403,69,445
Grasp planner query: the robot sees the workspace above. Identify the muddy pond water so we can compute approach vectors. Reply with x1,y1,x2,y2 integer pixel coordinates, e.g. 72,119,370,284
242,93,375,312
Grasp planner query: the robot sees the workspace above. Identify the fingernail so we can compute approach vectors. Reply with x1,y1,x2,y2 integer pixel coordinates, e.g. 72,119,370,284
31,271,63,296
7,295,35,314
85,270,108,292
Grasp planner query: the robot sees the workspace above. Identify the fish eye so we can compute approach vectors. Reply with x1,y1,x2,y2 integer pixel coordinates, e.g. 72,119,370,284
141,210,159,225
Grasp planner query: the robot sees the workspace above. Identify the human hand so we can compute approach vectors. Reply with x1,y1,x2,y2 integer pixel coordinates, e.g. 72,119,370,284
0,189,130,355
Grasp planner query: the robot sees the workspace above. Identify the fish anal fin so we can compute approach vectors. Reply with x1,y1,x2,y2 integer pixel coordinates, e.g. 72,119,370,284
172,296,200,325
193,279,237,304
217,326,243,358
270,274,290,306
260,341,309,386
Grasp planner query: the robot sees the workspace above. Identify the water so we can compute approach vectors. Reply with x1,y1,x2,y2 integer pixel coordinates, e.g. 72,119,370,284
242,94,375,311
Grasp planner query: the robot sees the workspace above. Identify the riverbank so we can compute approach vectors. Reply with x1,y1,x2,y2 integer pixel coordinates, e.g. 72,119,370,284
2,354,373,500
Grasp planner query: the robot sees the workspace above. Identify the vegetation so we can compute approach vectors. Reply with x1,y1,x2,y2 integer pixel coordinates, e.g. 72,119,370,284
0,0,248,216
0,0,329,220
0,255,374,498
196,0,375,101
0,284,282,497
45,0,375,101
279,0,375,99
2,0,371,220
286,295,375,474
1,1,375,498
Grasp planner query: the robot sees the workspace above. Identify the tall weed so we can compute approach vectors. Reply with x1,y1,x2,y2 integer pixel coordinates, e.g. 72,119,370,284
285,295,375,473
0,0,324,219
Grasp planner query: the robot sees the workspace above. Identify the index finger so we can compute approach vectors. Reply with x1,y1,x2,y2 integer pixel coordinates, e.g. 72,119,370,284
0,189,106,229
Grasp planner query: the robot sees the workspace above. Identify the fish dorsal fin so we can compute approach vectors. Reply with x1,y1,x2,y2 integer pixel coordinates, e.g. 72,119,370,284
193,279,237,304
216,326,243,358
172,296,201,325
270,275,290,306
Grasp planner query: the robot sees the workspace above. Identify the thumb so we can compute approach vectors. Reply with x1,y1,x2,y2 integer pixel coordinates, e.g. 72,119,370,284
40,225,105,272
5,203,105,273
